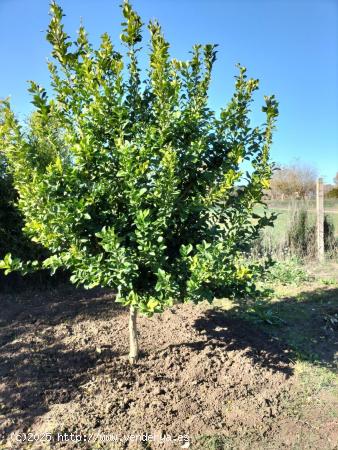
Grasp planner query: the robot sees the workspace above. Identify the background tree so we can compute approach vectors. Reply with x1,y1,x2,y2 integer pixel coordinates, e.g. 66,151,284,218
326,186,338,199
0,1,278,363
0,112,65,289
323,172,338,199
269,162,317,199
0,109,66,260
0,146,45,262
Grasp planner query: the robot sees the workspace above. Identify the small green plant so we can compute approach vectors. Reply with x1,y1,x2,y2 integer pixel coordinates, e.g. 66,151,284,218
265,257,310,285
320,278,337,286
195,435,233,450
245,300,286,326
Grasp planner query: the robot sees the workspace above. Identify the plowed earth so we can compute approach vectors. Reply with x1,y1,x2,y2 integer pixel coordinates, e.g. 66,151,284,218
0,285,336,449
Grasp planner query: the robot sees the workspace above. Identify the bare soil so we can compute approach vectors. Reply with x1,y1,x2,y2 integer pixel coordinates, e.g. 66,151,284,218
0,284,337,449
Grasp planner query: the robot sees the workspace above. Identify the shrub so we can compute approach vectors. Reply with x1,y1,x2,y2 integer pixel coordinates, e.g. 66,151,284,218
323,215,338,257
286,205,337,259
326,187,338,199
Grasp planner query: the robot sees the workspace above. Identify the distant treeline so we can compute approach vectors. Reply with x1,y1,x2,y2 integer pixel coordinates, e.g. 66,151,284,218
267,163,338,200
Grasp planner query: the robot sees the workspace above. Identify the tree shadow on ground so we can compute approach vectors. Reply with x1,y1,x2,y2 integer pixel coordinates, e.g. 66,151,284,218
188,308,294,377
235,286,338,370
0,284,123,347
194,286,337,374
0,340,119,437
0,285,124,438
173,287,337,380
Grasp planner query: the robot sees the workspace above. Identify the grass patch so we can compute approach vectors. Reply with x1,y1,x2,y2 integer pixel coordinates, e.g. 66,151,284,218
265,257,311,285
217,261,337,368
194,435,235,450
257,199,338,236
249,286,337,367
295,361,337,393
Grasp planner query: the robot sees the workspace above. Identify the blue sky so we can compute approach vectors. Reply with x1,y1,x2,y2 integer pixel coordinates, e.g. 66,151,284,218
0,0,337,183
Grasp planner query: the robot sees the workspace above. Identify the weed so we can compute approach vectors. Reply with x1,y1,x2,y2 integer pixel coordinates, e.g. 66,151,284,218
320,278,337,286
195,435,234,450
265,258,311,285
286,201,315,258
245,300,286,326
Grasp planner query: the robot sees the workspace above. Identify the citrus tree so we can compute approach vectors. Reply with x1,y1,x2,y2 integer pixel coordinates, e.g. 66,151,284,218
0,1,278,363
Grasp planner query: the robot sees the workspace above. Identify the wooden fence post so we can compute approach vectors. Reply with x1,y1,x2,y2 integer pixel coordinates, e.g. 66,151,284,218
316,177,324,262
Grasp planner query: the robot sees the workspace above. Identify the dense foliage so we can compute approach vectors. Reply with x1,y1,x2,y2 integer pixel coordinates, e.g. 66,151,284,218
0,152,43,262
0,154,22,258
0,1,278,316
326,187,338,199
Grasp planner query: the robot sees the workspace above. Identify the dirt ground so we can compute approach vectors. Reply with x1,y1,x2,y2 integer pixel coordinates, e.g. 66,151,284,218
0,282,337,450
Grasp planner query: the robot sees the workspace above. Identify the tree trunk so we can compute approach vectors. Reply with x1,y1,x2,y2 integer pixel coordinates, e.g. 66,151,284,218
129,305,139,364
